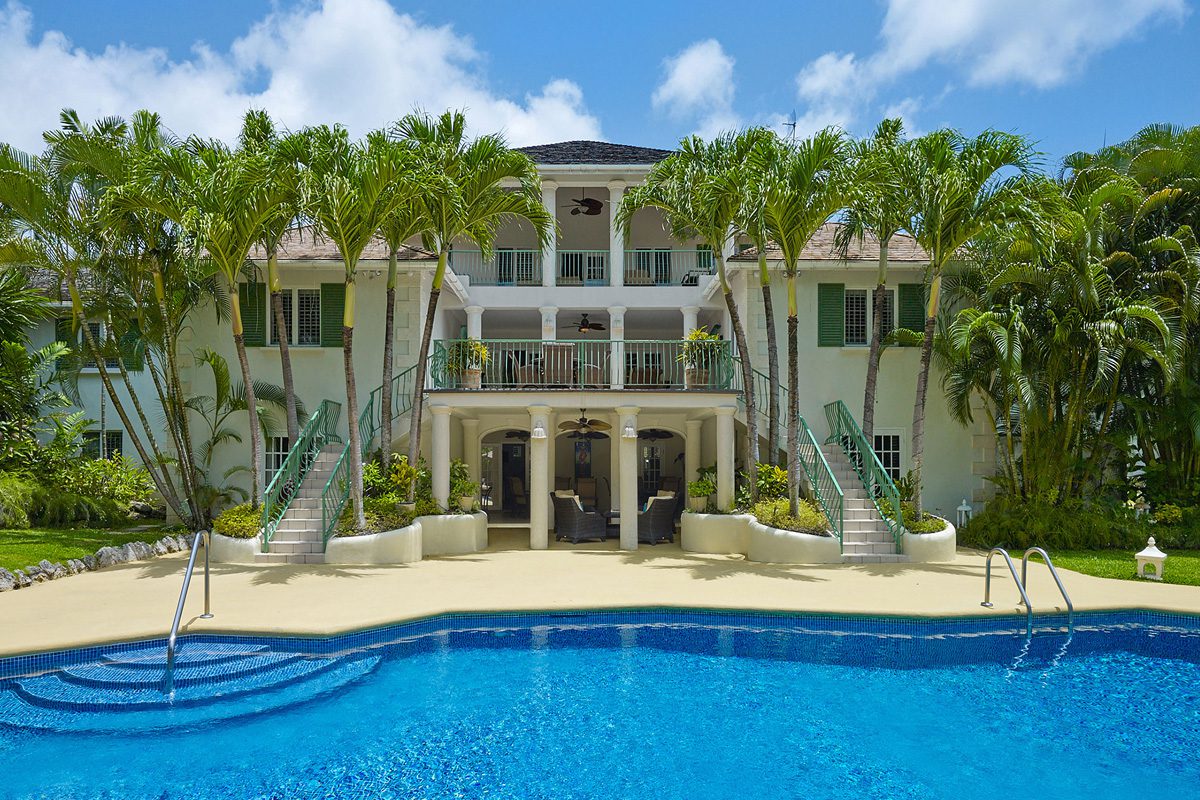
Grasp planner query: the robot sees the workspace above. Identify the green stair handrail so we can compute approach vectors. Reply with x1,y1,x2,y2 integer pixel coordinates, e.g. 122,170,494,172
319,365,419,544
261,399,342,551
823,399,903,553
730,358,786,457
796,414,844,548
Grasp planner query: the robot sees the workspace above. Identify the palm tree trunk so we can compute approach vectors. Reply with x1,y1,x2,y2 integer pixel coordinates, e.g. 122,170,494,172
786,272,800,516
343,281,365,528
862,241,888,443
379,247,398,463
268,251,299,443
719,254,759,498
151,267,201,520
407,251,448,496
760,254,780,464
911,308,938,518
229,285,263,512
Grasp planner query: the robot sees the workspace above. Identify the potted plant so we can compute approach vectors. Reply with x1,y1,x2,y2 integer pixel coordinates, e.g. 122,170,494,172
389,454,419,513
451,476,479,512
678,327,723,389
445,338,489,389
687,477,717,512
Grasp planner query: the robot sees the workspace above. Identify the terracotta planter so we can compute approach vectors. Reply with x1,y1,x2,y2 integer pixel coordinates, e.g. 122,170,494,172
684,367,710,389
461,369,483,389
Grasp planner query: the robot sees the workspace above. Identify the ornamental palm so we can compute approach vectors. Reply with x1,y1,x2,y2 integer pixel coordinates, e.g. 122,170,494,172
902,129,1041,515
748,128,851,514
619,133,762,495
396,111,552,494
303,125,414,529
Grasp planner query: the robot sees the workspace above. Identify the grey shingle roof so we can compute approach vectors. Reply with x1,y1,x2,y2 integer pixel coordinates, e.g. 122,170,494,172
249,226,434,262
730,223,929,264
517,141,674,166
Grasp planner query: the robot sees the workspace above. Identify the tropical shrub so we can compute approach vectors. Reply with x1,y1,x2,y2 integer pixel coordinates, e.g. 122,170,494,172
387,454,420,499
29,487,126,527
687,477,716,497
58,456,156,507
362,460,389,498
737,463,788,507
0,471,35,528
1153,503,1183,527
877,498,947,534
751,498,828,534
212,502,262,539
959,496,1200,551
336,495,415,537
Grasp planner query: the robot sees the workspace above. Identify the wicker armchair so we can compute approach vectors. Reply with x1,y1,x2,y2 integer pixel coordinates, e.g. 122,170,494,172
551,493,607,544
638,496,676,544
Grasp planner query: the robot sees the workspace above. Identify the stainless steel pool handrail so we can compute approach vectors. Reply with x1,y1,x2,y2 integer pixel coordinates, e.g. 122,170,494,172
1021,547,1074,633
981,547,1033,638
165,530,212,694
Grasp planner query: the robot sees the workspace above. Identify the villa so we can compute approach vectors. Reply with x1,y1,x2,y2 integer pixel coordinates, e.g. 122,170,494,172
29,140,990,564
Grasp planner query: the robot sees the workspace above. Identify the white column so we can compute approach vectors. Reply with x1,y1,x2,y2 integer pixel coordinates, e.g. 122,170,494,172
681,305,699,336
685,419,702,485
541,181,558,287
540,306,557,341
609,413,622,511
431,406,452,510
547,413,557,527
608,180,625,288
465,305,483,340
715,407,736,511
617,405,640,550
528,405,551,549
462,418,480,486
608,305,625,389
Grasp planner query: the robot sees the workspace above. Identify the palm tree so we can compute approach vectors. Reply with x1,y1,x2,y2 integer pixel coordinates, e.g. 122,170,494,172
0,266,51,343
748,128,851,514
239,110,310,444
836,118,911,443
619,134,762,494
397,111,552,494
303,125,413,528
902,129,1040,514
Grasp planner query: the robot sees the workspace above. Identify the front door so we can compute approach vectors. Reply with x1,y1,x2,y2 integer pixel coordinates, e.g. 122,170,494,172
501,443,528,513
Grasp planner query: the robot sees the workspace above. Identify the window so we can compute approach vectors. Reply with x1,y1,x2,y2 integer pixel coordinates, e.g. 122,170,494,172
269,289,322,346
266,436,290,482
72,322,121,369
843,289,896,347
819,283,918,348
642,445,662,492
82,430,123,459
873,433,902,482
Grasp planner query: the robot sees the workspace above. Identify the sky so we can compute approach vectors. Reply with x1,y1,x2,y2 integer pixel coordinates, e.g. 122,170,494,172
1,0,1197,166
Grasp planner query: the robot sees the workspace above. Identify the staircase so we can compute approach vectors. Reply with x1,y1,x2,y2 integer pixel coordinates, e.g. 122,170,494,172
257,443,342,564
820,443,909,564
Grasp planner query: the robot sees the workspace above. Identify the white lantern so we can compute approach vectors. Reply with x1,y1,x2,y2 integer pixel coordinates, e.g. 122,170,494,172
1135,537,1167,581
956,499,973,528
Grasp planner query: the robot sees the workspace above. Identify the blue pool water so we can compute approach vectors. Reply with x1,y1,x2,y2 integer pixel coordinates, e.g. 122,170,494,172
1,610,1198,799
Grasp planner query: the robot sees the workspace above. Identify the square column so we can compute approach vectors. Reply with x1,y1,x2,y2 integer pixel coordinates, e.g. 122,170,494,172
608,305,625,389
528,405,551,549
431,406,452,510
541,181,558,287
608,180,625,288
715,407,736,510
616,405,640,551
547,412,557,526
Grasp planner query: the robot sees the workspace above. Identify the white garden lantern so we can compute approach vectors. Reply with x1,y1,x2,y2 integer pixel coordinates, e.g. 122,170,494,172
956,499,973,528
1135,537,1167,581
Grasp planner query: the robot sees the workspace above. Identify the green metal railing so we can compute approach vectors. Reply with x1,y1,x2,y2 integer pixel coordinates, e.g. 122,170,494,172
319,365,418,544
730,358,786,458
261,399,342,551
823,399,903,553
796,415,844,549
430,339,734,391
557,250,609,285
623,248,714,286
448,249,542,286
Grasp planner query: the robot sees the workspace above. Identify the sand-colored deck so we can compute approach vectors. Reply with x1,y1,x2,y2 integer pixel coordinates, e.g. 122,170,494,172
2,530,1199,657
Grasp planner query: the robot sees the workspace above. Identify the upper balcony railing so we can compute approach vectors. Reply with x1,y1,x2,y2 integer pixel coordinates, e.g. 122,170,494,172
429,338,734,391
447,248,714,288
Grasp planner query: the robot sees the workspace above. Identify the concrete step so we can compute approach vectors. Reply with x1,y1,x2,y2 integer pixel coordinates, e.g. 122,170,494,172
270,531,324,543
841,553,910,564
842,531,893,543
841,541,897,555
268,540,325,555
254,552,326,565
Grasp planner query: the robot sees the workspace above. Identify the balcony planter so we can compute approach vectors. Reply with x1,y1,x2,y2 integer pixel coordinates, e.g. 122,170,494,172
684,367,711,389
461,369,483,390
445,339,489,390
678,327,723,389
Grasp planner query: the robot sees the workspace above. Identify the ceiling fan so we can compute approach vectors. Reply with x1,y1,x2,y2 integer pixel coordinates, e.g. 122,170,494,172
503,430,530,441
566,430,609,440
638,429,675,442
561,191,603,216
558,410,612,436
561,313,606,333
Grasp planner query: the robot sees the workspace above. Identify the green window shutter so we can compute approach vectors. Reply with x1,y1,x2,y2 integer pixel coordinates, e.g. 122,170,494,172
118,325,144,372
898,283,926,339
817,283,845,347
55,317,74,345
238,283,266,347
320,282,345,348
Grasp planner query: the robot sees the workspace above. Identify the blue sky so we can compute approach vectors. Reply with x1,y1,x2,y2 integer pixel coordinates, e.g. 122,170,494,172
2,0,1197,165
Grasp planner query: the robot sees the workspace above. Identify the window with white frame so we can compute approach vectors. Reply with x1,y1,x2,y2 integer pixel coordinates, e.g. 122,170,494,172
873,432,902,481
266,436,290,482
82,430,123,459
78,322,121,369
270,289,322,346
845,289,896,347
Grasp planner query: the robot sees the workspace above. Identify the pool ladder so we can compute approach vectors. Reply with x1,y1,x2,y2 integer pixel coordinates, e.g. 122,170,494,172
981,547,1074,638
164,530,213,695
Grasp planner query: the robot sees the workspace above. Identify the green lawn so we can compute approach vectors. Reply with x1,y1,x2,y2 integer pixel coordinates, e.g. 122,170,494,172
1007,549,1200,587
0,526,182,573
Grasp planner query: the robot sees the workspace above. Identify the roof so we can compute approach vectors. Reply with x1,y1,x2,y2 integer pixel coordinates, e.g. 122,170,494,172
516,141,674,166
249,226,435,262
730,223,929,264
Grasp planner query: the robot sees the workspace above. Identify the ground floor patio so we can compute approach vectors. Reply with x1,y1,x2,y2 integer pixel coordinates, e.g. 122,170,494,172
3,532,1198,658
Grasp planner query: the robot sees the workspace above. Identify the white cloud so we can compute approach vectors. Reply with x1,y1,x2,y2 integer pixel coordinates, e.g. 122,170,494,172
0,0,602,152
651,39,739,139
792,0,1185,134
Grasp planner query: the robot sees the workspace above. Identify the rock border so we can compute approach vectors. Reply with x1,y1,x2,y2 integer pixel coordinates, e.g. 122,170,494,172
0,532,195,593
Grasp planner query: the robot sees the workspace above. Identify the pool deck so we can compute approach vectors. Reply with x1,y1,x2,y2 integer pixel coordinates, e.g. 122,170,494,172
2,531,1199,657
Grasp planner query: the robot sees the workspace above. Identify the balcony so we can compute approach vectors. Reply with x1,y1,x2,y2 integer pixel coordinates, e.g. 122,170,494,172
429,339,734,391
447,248,714,288
623,248,714,286
448,250,542,286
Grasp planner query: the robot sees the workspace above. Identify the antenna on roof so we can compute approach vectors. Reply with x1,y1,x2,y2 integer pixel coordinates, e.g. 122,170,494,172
783,111,798,143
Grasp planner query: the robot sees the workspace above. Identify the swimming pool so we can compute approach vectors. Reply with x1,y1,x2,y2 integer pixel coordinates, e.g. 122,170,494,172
1,609,1198,799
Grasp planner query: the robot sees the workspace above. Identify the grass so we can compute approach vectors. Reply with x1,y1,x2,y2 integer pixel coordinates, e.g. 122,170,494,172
1006,548,1200,587
0,525,182,573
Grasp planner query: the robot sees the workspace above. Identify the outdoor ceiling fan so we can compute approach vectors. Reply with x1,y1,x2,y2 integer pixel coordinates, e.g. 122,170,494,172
561,313,606,333
566,430,609,440
561,191,603,216
558,410,612,436
637,429,675,442
503,430,530,441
